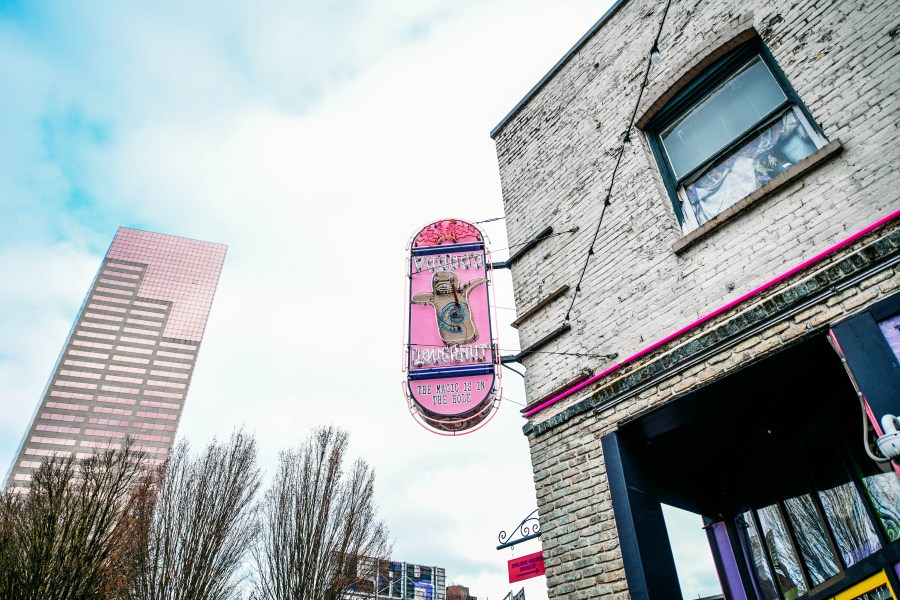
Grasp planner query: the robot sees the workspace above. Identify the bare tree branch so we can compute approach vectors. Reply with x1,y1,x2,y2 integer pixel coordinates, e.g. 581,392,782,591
252,426,391,600
133,430,261,600
0,440,146,600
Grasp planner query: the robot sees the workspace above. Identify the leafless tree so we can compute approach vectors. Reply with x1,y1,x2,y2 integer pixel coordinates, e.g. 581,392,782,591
0,441,146,600
251,426,391,600
104,469,159,600
132,430,261,600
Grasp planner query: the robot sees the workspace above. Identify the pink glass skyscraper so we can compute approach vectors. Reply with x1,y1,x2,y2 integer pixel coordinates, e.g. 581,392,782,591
5,228,227,490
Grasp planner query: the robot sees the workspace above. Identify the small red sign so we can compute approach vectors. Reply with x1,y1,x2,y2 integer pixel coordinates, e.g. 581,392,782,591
508,551,545,583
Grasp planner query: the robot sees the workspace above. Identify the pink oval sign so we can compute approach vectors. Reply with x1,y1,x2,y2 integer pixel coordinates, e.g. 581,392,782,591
404,219,500,434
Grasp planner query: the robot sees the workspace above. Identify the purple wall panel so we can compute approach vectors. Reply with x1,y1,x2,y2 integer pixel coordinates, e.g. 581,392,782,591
712,522,748,600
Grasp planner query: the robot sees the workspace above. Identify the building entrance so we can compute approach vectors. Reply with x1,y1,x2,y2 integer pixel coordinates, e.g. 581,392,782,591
603,334,900,600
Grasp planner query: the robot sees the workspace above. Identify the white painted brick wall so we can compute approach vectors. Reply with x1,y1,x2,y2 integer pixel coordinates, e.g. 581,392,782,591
494,0,900,405
492,0,900,597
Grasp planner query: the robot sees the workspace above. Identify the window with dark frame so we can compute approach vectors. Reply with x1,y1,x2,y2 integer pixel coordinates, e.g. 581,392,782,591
645,38,828,233
734,416,900,600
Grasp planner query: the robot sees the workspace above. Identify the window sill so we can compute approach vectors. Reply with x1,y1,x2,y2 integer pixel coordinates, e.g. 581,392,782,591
672,139,844,255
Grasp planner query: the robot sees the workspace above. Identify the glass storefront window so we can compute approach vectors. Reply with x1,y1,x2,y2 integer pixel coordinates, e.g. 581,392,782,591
819,482,882,567
876,313,900,363
862,471,900,543
783,494,840,586
742,511,780,600
758,504,808,599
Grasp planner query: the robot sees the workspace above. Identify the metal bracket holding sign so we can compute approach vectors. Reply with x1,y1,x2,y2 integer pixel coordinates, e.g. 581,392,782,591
403,219,502,435
497,508,541,550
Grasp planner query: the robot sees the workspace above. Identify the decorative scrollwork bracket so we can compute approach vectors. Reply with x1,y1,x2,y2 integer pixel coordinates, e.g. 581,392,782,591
496,508,541,550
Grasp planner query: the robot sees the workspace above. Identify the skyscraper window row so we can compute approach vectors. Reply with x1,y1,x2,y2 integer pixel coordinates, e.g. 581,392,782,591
97,279,136,297
96,396,136,406
131,445,167,454
48,390,92,401
30,437,76,446
46,401,89,411
157,350,194,360
68,350,110,360
76,330,116,340
100,385,139,394
96,287,134,296
103,275,141,285
98,278,137,288
152,360,191,370
143,390,183,400
116,343,154,352
123,326,160,336
89,303,127,313
85,429,126,439
150,370,188,379
146,380,185,389
84,312,124,321
113,355,150,364
82,312,124,324
41,412,85,423
127,318,161,327
106,262,144,272
25,448,70,457
136,411,177,421
102,270,140,279
72,340,114,351
36,424,80,434
108,364,147,374
93,295,130,305
81,441,120,450
58,370,102,380
134,422,175,432
55,380,97,390
104,370,144,380
81,322,121,333
19,461,42,469
94,406,132,416
132,433,171,443
89,418,129,427
139,400,180,410
64,360,106,369
160,341,197,350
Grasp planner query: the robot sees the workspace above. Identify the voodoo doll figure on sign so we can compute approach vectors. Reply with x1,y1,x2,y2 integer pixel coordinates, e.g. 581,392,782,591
412,271,486,345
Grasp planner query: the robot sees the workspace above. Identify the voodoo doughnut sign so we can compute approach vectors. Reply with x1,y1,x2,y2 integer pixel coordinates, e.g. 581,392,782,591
404,219,501,435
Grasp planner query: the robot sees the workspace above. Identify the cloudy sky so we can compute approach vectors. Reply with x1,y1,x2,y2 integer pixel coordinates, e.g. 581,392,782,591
0,1,721,597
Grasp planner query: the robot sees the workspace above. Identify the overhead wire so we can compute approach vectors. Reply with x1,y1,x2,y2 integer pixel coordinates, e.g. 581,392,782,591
563,0,674,323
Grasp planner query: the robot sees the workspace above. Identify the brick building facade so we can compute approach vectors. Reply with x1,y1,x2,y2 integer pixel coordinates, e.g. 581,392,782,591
490,0,900,598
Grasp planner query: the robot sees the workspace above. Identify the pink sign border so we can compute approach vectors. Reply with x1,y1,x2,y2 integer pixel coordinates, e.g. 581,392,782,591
402,218,502,435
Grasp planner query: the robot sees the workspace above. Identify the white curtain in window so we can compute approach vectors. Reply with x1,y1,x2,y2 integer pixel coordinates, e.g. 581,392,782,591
685,111,817,225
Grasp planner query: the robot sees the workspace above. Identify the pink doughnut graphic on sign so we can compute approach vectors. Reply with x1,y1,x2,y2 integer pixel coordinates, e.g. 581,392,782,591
403,219,500,434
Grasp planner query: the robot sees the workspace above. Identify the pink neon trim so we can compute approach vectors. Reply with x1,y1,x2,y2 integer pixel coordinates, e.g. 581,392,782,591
524,208,900,418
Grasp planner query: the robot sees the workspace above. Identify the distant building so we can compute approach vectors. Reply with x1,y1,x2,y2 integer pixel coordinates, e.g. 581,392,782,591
347,560,446,600
5,227,227,490
446,584,477,600
491,0,900,598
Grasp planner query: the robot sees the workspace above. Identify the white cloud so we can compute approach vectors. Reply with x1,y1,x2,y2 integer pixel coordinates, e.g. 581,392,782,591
0,1,613,597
